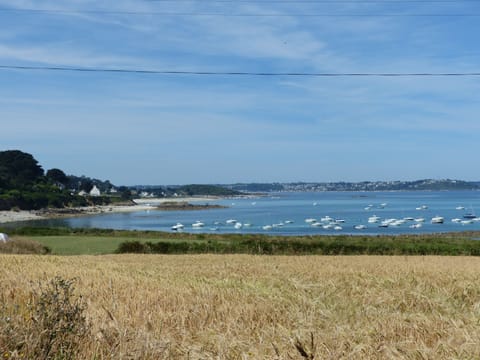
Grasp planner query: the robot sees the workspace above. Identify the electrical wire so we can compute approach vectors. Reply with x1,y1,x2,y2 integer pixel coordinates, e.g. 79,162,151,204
0,8,479,16
143,0,480,2
1,65,479,77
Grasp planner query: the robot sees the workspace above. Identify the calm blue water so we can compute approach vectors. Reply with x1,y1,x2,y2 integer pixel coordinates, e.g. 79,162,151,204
16,191,480,235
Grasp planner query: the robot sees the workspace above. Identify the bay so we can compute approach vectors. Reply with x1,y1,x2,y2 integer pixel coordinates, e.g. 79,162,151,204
23,190,480,235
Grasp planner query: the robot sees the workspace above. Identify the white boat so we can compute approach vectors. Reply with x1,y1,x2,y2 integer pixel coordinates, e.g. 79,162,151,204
311,222,323,227
461,220,473,225
234,222,243,229
416,205,428,210
431,216,444,224
456,206,465,210
171,223,184,231
226,219,237,224
368,215,381,223
410,223,422,229
321,216,333,222
451,218,462,223
414,218,425,223
380,219,396,227
285,220,294,224
192,221,205,228
354,225,366,230
305,218,317,223
333,226,343,231
262,225,273,230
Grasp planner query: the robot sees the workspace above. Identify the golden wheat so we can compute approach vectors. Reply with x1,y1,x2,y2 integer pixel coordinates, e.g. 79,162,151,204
2,255,480,359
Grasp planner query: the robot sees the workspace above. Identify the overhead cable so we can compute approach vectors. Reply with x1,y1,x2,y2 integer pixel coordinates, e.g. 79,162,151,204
144,0,480,2
1,65,479,77
1,8,480,16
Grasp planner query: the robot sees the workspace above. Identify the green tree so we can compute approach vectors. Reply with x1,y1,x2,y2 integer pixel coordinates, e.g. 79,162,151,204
79,179,94,192
46,168,69,187
118,186,132,200
0,150,44,189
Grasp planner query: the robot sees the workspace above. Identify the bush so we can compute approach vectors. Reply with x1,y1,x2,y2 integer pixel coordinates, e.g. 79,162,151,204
0,277,90,359
0,238,50,254
116,241,150,253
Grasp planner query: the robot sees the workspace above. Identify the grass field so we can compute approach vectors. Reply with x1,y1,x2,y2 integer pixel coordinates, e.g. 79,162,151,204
29,235,187,255
21,230,480,256
2,254,480,359
3,227,480,256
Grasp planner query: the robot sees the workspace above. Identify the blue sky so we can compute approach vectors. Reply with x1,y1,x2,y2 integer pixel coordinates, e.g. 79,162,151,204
1,0,479,185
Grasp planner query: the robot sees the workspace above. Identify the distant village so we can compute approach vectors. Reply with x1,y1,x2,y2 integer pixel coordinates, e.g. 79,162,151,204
225,179,480,193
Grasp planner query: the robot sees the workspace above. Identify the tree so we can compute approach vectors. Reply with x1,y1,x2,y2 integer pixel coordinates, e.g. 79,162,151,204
46,168,69,187
118,186,132,200
79,179,94,193
0,150,44,188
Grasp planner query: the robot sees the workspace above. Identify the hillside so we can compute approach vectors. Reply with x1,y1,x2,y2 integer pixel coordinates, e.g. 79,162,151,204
0,150,120,210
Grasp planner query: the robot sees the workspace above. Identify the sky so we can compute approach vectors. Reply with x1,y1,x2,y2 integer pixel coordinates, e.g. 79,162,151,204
0,0,479,185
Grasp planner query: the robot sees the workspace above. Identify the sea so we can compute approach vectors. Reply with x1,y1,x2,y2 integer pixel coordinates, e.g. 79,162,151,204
15,190,480,236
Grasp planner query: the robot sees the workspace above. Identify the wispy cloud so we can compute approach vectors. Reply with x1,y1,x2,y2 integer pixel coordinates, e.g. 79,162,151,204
0,43,145,67
1,0,479,183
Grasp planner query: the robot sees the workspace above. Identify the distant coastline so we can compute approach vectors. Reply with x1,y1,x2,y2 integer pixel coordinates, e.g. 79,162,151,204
224,179,480,193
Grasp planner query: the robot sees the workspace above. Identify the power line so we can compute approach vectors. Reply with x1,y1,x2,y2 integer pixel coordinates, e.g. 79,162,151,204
144,0,480,2
1,65,479,77
1,8,479,16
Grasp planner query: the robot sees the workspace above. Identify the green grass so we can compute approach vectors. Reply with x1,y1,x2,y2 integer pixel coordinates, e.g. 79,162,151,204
5,226,480,256
13,230,480,256
31,235,217,255
31,236,140,255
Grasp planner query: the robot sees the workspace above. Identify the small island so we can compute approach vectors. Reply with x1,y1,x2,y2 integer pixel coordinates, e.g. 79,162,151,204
156,201,227,211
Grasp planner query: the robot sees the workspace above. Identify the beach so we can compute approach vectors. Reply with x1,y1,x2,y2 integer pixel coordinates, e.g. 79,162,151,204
0,197,219,224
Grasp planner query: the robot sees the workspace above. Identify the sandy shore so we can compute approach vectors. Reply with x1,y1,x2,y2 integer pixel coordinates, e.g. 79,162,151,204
0,197,220,224
0,210,45,224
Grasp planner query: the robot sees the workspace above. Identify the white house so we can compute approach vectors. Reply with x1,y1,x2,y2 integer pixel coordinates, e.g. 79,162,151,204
89,185,101,197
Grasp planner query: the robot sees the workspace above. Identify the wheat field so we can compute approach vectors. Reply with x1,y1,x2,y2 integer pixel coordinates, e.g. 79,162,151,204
2,254,480,359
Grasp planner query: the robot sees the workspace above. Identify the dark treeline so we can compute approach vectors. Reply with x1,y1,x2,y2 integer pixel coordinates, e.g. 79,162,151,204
0,150,119,210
